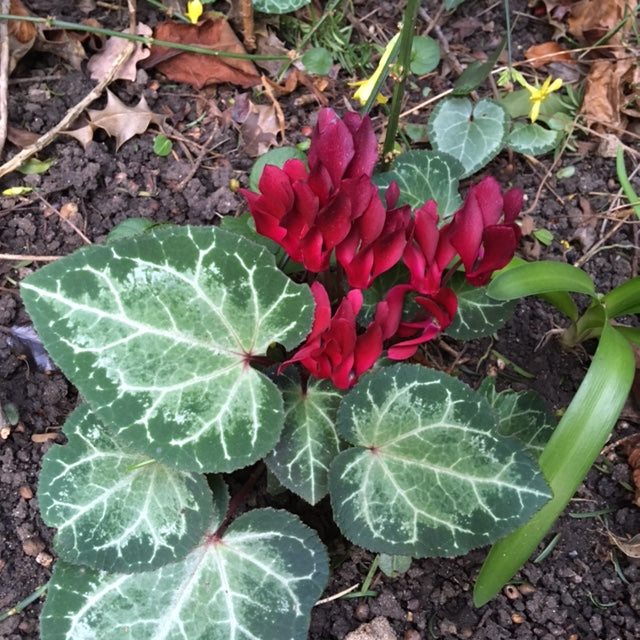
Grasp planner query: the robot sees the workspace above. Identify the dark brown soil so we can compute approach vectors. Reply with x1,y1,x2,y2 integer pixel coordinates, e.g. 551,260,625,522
1,1,639,639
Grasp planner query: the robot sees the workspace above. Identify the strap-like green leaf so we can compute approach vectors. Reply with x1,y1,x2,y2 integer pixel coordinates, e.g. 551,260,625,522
266,370,344,505
40,509,329,640
474,324,635,605
21,226,315,473
488,261,595,300
602,275,640,317
39,404,221,572
330,365,550,557
428,97,508,178
373,150,464,218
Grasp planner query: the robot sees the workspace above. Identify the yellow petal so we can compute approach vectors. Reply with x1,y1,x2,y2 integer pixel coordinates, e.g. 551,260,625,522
353,83,374,105
529,101,541,123
186,0,203,24
548,78,563,93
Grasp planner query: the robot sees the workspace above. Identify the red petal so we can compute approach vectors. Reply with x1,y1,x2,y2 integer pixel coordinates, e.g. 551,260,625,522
503,188,524,223
308,108,355,189
354,322,383,376
343,112,378,179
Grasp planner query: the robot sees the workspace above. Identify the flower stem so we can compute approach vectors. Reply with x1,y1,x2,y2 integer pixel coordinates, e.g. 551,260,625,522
0,14,291,61
381,0,420,159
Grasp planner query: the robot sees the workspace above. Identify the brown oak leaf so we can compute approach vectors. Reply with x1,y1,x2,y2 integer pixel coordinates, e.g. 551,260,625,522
86,90,164,150
231,93,279,157
142,17,261,89
87,23,152,82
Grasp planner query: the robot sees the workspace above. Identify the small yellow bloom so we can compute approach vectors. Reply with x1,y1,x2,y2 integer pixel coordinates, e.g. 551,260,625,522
514,73,563,123
349,33,400,106
186,0,203,24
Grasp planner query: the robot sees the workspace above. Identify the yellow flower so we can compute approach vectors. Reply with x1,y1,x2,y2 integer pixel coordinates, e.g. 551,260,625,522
186,0,203,24
517,74,563,123
349,33,400,106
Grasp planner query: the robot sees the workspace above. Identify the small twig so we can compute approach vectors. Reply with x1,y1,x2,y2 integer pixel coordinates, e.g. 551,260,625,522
0,253,60,261
33,193,92,245
522,110,581,216
127,0,136,35
240,0,256,52
0,39,135,179
175,128,219,192
0,0,10,157
314,584,360,606
573,215,633,268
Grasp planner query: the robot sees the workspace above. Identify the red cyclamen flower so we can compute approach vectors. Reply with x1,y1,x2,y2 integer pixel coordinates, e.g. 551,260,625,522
241,108,411,287
241,108,381,274
404,176,523,294
281,282,383,389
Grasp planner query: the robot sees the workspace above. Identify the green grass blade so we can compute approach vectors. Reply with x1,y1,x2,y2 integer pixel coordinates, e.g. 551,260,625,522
473,324,634,606
615,146,640,219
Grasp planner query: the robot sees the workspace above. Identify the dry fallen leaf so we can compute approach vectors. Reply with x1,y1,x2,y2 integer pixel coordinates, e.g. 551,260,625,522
622,432,640,507
582,58,633,128
608,531,640,558
8,0,37,73
34,28,86,70
524,42,574,68
87,23,152,82
143,18,261,89
232,93,279,157
87,90,164,150
6,125,39,148
568,0,637,51
61,114,96,150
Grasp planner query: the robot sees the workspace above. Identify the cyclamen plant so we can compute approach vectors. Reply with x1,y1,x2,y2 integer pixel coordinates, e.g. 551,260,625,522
23,108,555,639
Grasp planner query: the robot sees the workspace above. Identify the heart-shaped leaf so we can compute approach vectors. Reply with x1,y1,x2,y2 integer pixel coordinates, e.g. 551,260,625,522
373,150,464,219
40,509,329,640
507,122,562,156
428,97,508,178
330,365,550,556
410,36,440,75
21,226,315,473
266,369,344,505
477,378,556,459
446,273,516,339
38,404,218,572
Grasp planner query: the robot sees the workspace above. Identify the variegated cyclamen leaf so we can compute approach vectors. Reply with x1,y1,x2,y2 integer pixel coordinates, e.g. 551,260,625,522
252,0,310,14
372,150,464,219
266,369,344,505
330,365,550,557
507,121,562,156
428,97,508,178
477,377,556,459
38,404,224,573
40,509,329,640
20,226,315,473
446,273,517,339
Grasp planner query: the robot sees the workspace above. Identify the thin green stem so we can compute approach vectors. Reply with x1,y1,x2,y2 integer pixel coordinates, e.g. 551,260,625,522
144,0,190,23
0,14,291,61
504,0,512,73
382,0,420,158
